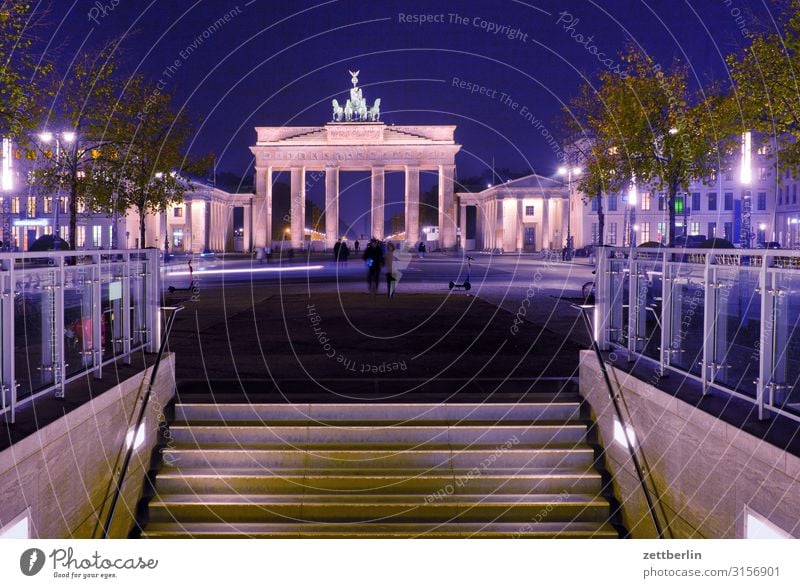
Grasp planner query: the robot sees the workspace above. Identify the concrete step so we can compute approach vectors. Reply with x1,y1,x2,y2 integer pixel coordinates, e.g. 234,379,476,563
153,467,603,495
174,402,582,424
168,424,588,447
146,493,611,524
160,447,597,470
139,395,621,538
141,520,619,539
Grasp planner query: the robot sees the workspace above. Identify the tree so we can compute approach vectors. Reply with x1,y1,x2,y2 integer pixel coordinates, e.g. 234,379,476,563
27,43,125,249
728,1,800,177
107,75,210,247
564,48,727,246
0,1,51,137
561,82,625,246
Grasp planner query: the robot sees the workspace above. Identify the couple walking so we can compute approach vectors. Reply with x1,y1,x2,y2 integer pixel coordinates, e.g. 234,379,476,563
363,239,399,297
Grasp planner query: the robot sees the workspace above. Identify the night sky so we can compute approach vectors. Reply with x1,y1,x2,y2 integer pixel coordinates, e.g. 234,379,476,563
43,0,775,227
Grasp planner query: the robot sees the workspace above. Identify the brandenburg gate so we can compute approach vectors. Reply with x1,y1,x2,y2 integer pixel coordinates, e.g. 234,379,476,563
249,72,461,250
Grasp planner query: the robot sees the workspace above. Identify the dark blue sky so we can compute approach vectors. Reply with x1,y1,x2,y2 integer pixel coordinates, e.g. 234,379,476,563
44,0,777,221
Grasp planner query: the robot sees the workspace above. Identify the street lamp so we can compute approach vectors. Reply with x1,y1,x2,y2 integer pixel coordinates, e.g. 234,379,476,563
627,181,638,247
39,131,76,251
558,165,581,259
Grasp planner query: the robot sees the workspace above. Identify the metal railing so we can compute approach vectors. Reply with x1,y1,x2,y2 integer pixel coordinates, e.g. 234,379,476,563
0,249,161,423
594,246,800,423
99,305,182,539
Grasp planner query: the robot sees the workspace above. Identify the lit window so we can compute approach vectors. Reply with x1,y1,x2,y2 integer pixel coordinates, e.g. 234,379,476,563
759,167,768,181
639,222,650,243
27,196,36,217
11,197,19,214
43,197,52,214
690,222,700,236
608,222,617,245
641,192,651,211
92,225,101,248
77,225,86,248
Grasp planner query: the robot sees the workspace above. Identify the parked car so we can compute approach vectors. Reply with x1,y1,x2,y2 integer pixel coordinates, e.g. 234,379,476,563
673,234,706,248
756,241,781,249
574,244,596,257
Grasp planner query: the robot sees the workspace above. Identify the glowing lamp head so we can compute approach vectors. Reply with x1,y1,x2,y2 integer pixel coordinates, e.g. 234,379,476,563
759,223,767,231
38,132,53,143
62,132,76,143
558,166,567,176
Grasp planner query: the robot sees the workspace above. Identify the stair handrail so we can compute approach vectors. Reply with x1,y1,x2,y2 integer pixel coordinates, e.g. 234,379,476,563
97,305,183,539
572,303,666,539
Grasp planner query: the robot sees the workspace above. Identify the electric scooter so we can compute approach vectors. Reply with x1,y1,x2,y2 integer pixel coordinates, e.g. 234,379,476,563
167,260,197,293
449,255,474,291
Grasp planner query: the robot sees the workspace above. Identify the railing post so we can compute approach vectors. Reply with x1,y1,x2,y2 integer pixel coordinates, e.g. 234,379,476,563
757,251,773,420
121,251,132,364
92,253,103,379
53,255,65,399
701,253,714,395
146,249,160,354
595,246,611,350
627,254,638,361
659,250,673,377
1,257,15,424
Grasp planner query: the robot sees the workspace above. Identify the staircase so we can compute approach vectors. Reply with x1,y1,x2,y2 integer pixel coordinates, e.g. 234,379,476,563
139,389,621,538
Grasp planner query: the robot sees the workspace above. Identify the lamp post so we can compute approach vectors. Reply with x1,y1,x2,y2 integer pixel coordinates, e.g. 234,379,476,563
558,165,581,260
1,137,13,251
740,131,753,248
39,131,76,250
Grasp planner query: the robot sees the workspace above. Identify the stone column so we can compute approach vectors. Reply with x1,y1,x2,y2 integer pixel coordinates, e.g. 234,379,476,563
475,203,484,250
459,201,467,250
226,206,234,252
438,164,456,249
541,195,550,251
560,198,569,249
487,200,495,250
290,166,305,248
184,196,193,252
404,165,420,247
502,198,515,252
243,203,252,252
159,212,167,251
254,166,271,250
325,165,339,249
202,201,210,252
516,198,524,252
371,165,385,240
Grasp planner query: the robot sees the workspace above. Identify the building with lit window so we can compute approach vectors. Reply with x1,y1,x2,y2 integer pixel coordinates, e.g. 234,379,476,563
577,133,787,248
0,139,253,252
